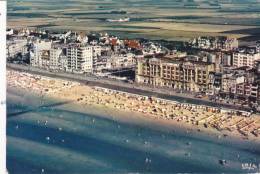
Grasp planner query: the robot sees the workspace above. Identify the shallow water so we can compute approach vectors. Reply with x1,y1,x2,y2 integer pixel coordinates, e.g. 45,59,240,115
6,88,260,173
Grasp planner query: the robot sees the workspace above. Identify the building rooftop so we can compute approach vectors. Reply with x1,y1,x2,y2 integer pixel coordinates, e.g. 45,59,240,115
143,56,213,66
235,47,258,54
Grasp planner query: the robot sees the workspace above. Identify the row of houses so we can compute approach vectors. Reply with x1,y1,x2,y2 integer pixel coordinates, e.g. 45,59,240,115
7,29,260,107
30,42,138,74
191,36,239,51
29,40,113,73
136,56,260,106
219,66,260,104
6,29,142,74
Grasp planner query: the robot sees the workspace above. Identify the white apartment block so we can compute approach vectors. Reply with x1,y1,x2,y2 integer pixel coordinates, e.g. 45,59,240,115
50,48,63,69
30,40,52,67
107,53,136,69
67,45,101,73
92,45,102,68
7,39,28,59
59,55,68,71
233,49,260,68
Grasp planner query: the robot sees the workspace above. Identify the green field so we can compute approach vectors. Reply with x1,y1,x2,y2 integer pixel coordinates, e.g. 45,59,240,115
7,0,260,42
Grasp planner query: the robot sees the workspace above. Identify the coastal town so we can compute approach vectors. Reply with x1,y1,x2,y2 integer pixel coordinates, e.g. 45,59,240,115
5,27,260,140
6,28,260,112
6,0,260,172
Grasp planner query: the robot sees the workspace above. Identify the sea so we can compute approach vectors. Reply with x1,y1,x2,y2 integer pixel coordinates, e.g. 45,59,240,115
7,87,260,174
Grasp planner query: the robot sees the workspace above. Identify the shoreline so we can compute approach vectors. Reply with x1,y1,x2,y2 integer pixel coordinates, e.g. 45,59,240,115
7,70,260,146
8,87,260,173
7,63,253,113
7,86,260,155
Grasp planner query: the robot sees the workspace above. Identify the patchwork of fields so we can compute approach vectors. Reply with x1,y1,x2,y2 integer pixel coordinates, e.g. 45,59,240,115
7,0,260,42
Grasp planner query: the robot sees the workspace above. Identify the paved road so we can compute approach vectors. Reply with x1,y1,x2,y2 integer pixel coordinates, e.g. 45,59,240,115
7,63,252,112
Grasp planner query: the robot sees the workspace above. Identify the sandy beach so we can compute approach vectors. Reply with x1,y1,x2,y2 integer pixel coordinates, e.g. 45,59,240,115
7,70,260,143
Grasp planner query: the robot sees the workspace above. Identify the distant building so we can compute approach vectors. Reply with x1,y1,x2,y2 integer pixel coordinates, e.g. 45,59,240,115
192,36,238,51
142,42,164,56
124,40,141,50
166,50,187,59
109,37,120,46
217,37,238,51
77,33,88,44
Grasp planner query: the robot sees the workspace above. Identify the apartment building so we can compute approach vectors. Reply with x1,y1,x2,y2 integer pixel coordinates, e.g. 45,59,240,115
49,48,63,69
233,48,260,68
107,53,136,69
30,40,52,68
221,53,232,67
67,45,101,73
220,66,260,104
7,39,28,59
136,57,215,92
